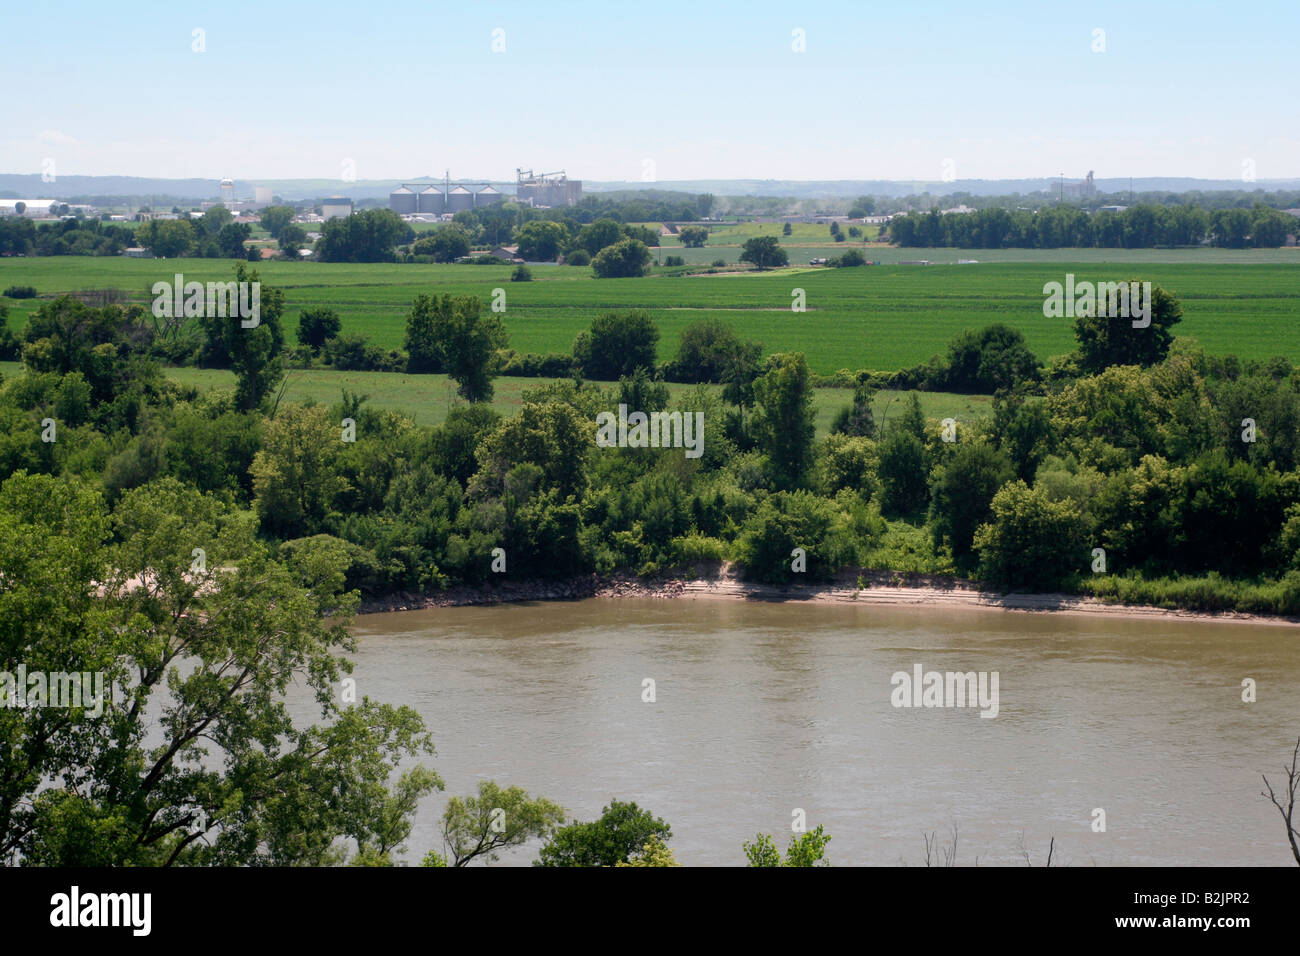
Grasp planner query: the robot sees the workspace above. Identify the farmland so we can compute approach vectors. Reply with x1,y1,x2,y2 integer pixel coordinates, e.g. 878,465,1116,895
3,254,1296,374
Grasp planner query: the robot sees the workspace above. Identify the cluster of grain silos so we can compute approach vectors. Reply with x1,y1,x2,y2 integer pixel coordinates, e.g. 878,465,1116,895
389,182,506,216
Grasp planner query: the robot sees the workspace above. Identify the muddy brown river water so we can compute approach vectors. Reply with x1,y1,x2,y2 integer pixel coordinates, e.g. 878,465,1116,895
326,597,1300,866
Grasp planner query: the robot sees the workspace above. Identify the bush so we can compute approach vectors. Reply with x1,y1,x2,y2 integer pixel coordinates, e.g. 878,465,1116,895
662,255,685,267
3,285,37,299
711,259,727,267
326,332,402,372
831,249,866,267
511,265,532,282
670,533,728,565
564,249,590,266
735,490,849,582
498,350,578,378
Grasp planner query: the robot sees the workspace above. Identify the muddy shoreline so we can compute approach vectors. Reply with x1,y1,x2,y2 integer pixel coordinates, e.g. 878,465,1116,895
356,567,1300,628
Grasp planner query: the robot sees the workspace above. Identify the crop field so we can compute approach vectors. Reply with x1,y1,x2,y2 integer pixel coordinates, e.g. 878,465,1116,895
2,255,1297,374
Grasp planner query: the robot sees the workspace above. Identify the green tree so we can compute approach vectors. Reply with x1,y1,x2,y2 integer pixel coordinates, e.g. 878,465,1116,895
250,403,349,538
405,294,506,400
296,307,342,353
830,377,876,438
735,490,847,581
430,294,507,402
613,835,681,866
1073,282,1181,373
577,217,624,255
751,352,816,489
215,222,251,258
200,205,233,237
942,324,1040,392
258,205,295,239
591,238,652,278
929,442,1015,563
437,780,565,866
744,825,832,866
848,197,876,218
315,209,411,263
677,225,709,247
572,310,659,381
973,480,1089,590
139,218,195,258
739,235,788,269
0,473,436,866
668,318,760,385
469,400,592,502
224,262,285,411
514,220,568,261
278,223,307,257
404,293,442,374
413,225,470,263
534,800,672,867
877,429,929,516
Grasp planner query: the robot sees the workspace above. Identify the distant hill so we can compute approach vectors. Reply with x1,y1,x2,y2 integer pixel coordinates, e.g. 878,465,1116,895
585,178,1300,198
2,173,1298,203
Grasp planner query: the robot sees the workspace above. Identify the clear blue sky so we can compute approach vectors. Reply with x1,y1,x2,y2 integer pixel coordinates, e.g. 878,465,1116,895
3,0,1296,182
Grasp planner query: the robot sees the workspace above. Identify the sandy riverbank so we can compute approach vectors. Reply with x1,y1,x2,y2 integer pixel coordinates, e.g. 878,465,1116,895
357,567,1300,628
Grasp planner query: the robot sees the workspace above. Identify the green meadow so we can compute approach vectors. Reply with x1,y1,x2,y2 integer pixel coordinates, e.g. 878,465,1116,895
0,359,990,436
2,254,1297,375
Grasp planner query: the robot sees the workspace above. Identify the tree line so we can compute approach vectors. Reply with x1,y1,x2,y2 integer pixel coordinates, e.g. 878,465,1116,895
889,202,1298,249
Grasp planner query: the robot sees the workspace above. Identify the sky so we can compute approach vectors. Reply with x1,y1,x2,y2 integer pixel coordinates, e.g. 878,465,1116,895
3,0,1297,184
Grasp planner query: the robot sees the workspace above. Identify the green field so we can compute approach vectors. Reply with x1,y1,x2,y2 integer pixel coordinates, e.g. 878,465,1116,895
3,254,1297,374
0,359,991,436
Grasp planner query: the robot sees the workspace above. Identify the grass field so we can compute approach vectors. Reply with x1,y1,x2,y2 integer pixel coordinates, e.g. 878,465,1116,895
2,253,1297,375
0,359,992,436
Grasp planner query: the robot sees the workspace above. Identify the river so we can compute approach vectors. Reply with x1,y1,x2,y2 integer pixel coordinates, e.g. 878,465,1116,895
335,597,1299,866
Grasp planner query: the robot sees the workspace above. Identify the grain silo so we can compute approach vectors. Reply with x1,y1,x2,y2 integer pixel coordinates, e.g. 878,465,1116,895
474,186,503,207
418,186,444,214
390,186,417,214
447,185,473,213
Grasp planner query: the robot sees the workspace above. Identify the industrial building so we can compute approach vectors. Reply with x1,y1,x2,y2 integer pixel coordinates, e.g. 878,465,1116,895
321,197,354,220
1060,171,1097,199
515,169,581,207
